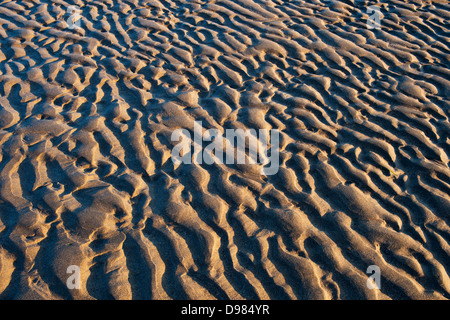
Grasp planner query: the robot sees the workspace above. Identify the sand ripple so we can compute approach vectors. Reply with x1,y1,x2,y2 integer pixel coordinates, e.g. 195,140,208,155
0,0,449,299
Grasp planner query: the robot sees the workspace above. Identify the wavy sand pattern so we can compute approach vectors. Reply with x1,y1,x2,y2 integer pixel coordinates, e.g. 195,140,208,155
0,0,449,300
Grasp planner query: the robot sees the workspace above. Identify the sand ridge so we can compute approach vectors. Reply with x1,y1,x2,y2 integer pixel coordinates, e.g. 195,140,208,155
0,0,449,300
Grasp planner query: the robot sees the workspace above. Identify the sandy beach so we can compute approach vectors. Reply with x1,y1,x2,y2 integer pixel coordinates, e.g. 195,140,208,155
0,0,449,300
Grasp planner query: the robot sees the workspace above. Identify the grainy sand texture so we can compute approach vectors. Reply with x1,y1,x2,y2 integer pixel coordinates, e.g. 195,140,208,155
0,0,449,300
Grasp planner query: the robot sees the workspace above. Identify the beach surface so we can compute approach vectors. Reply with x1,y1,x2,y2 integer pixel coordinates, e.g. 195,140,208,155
0,0,449,300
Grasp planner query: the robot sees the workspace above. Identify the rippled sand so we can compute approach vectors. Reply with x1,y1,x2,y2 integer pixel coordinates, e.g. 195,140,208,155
0,0,449,300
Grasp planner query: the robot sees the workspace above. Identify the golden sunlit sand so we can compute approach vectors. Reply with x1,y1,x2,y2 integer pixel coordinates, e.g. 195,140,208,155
0,0,449,300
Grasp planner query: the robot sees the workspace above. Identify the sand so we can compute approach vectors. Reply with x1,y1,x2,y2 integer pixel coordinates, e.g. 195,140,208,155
0,0,449,300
